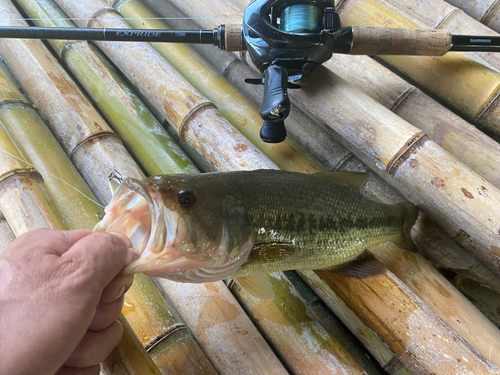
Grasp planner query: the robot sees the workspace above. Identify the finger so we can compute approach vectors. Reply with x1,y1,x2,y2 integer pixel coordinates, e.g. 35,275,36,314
55,365,100,375
61,232,134,291
64,320,123,368
89,295,125,332
101,274,135,303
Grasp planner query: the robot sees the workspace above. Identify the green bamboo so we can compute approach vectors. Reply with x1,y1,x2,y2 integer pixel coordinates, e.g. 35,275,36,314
6,0,219,372
0,120,160,374
14,0,197,177
112,0,323,174
0,66,102,230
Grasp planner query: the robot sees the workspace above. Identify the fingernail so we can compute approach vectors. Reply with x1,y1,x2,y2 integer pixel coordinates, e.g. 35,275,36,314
110,286,126,302
109,231,133,249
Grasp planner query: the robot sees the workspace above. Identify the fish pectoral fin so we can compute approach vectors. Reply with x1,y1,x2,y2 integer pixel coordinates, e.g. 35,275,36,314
234,275,275,300
328,253,387,278
312,171,369,191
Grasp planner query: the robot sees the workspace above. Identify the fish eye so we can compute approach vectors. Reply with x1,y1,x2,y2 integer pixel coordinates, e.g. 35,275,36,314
178,190,196,208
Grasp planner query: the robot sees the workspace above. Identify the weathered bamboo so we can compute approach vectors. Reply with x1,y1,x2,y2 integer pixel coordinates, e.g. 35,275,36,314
147,0,500,370
119,0,354,173
54,0,277,173
228,272,369,375
451,276,500,327
0,67,103,230
0,122,65,235
0,123,161,374
14,0,198,177
336,0,500,142
302,269,500,375
370,242,500,366
413,215,500,294
0,2,222,372
0,0,146,204
111,0,323,174
382,0,500,70
326,54,500,188
50,1,376,372
5,2,215,368
444,0,500,28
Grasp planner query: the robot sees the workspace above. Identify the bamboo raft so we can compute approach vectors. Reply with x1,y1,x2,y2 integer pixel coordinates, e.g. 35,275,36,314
1,0,500,373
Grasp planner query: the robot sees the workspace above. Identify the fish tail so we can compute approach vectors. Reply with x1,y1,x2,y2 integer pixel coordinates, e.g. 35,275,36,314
393,202,419,252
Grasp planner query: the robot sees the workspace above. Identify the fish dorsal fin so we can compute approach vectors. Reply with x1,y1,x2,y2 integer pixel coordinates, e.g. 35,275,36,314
235,274,274,300
313,171,369,191
328,253,387,278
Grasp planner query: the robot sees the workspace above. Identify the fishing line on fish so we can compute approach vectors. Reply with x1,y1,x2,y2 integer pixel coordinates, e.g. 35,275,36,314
0,148,105,209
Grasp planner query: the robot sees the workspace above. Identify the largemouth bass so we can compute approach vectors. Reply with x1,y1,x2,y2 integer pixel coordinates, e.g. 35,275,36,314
94,170,417,298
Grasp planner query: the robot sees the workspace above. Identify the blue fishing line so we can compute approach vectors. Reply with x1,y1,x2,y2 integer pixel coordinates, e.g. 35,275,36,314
280,4,322,33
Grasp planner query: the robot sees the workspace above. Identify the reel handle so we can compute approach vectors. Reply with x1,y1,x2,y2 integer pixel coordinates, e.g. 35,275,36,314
259,64,290,143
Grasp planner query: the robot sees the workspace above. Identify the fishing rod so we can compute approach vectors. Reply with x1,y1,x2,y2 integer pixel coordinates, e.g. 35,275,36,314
2,0,500,143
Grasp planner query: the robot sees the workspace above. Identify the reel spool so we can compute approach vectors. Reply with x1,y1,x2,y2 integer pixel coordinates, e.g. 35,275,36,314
243,0,340,143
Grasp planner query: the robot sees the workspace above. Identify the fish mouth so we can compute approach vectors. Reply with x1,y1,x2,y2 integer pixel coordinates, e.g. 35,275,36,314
93,178,171,274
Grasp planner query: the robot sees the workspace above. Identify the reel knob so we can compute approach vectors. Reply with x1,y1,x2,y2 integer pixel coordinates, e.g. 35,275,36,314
260,120,287,143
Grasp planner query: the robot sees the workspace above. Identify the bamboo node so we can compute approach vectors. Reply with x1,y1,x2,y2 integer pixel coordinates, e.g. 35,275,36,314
0,168,40,185
481,0,500,24
88,8,121,29
145,323,188,352
435,9,463,30
69,130,121,160
178,102,216,140
387,133,428,175
389,87,417,112
0,100,36,112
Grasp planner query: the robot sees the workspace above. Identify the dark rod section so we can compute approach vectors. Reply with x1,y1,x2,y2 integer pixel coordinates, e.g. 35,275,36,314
450,34,500,52
0,26,217,45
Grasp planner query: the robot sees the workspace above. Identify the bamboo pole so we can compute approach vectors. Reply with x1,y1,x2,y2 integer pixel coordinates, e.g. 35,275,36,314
0,122,65,235
53,0,277,173
438,0,500,37
0,2,145,204
451,276,500,328
0,2,220,373
227,273,368,375
117,0,353,173
111,0,322,174
14,0,198,177
48,1,378,374
145,2,500,370
413,215,500,294
381,0,500,70
0,122,161,374
335,0,500,142
325,53,500,188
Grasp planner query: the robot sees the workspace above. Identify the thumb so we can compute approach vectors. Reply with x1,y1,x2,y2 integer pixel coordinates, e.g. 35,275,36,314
61,232,135,291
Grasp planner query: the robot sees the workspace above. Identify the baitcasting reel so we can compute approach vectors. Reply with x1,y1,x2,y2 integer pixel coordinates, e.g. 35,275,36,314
242,0,340,143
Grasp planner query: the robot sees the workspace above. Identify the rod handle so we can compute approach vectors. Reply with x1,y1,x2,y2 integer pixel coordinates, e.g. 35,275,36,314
350,27,452,56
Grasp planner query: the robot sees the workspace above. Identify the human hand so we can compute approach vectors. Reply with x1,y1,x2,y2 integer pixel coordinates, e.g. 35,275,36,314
0,228,135,375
